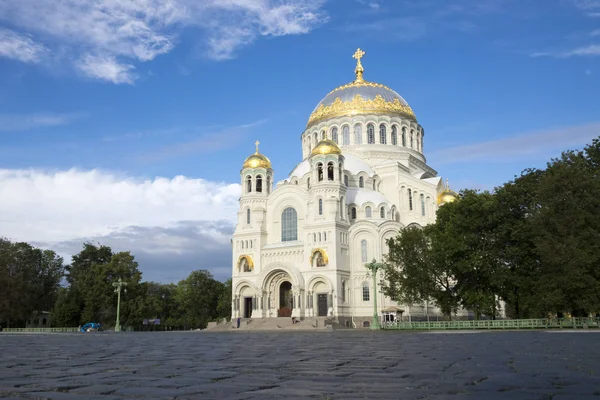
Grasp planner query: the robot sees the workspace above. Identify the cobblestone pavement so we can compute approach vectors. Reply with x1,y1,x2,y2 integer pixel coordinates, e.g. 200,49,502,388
1,330,600,399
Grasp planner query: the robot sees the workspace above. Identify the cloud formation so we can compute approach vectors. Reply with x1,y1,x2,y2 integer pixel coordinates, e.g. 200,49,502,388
0,168,241,281
0,0,327,84
0,28,47,63
0,112,84,132
429,122,600,165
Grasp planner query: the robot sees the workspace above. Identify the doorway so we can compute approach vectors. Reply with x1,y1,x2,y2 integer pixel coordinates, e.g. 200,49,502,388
244,297,252,318
279,281,292,309
317,294,328,317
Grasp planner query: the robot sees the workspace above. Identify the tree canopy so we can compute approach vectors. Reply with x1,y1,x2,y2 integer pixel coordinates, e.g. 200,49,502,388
383,136,600,319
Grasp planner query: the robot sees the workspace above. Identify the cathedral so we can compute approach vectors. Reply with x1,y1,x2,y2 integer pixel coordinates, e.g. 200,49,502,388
231,49,460,328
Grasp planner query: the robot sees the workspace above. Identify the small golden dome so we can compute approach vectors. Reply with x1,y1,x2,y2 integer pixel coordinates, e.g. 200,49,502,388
311,139,342,156
243,141,272,169
437,179,458,205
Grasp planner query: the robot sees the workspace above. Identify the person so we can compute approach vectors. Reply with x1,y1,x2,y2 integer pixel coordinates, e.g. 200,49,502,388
236,317,241,329
292,317,296,324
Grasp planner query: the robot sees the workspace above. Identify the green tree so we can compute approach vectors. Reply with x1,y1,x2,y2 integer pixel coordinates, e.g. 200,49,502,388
175,270,223,329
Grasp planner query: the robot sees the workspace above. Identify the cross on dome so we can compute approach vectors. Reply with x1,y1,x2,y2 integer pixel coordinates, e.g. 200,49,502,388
353,48,366,82
255,140,260,154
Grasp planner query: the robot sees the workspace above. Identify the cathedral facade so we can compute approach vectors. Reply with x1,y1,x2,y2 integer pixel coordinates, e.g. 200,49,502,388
231,49,458,327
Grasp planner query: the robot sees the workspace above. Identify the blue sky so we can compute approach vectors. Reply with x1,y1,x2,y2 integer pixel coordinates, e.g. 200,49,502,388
1,0,599,283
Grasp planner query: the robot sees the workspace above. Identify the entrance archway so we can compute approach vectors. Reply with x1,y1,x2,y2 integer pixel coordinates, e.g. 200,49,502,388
279,281,293,317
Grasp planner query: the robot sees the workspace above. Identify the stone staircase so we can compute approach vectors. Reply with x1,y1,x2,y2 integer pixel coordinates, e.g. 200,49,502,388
205,317,351,332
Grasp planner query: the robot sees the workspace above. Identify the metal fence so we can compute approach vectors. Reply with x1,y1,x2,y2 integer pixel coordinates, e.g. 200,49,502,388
2,327,80,333
382,317,600,330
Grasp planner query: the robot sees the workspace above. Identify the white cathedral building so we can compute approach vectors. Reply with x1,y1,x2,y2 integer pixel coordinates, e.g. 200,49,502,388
231,49,460,328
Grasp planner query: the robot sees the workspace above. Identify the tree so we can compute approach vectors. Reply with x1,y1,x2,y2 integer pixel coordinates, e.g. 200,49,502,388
383,225,460,319
174,270,224,329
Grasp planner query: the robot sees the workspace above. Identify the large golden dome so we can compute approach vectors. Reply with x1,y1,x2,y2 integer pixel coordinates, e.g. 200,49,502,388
307,49,416,128
243,141,272,169
311,138,342,156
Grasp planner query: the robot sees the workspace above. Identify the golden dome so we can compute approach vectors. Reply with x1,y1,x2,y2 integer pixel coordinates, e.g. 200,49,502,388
437,180,458,205
307,48,416,128
312,138,342,156
243,141,272,169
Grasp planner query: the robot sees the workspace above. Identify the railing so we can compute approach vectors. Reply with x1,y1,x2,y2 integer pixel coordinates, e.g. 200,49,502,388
382,318,600,330
2,327,80,333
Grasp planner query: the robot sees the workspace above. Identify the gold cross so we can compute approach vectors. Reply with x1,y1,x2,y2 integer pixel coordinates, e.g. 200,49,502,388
353,48,365,62
255,140,260,153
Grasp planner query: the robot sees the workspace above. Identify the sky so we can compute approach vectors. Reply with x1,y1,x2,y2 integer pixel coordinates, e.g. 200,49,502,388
0,0,599,283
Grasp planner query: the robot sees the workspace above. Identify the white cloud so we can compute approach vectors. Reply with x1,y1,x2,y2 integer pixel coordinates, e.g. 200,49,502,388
531,44,600,58
76,54,137,84
0,0,327,83
591,29,600,36
0,169,240,243
0,169,242,281
0,28,47,63
429,122,600,165
0,112,83,132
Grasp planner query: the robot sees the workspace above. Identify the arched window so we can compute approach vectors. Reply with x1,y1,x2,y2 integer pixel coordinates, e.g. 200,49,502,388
344,175,349,187
342,125,350,145
321,130,325,140
354,124,362,144
318,232,321,242
318,198,323,215
402,127,407,147
362,282,370,301
327,162,334,181
408,189,413,211
332,127,338,143
351,207,357,220
256,175,262,193
313,233,316,242
373,180,377,190
266,176,271,194
246,208,251,224
317,163,324,182
391,125,398,145
380,206,385,218
359,177,364,188
410,129,414,148
307,177,311,189
379,124,387,144
341,281,346,302
339,163,343,181
417,132,421,151
420,193,426,216
246,175,252,193
281,207,298,241
313,132,318,144
365,206,372,218
361,239,368,262
367,124,375,144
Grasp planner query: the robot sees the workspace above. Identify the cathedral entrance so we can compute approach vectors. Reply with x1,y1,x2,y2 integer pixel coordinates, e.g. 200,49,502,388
244,297,252,318
317,294,328,317
279,281,293,317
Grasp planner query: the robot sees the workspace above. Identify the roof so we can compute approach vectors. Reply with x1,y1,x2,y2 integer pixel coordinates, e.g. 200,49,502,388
346,188,391,206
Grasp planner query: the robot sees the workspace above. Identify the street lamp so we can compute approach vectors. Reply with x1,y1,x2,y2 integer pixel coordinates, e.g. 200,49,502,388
112,277,128,332
365,258,385,330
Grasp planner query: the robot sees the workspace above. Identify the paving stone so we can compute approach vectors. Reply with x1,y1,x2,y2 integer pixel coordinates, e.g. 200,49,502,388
1,330,600,398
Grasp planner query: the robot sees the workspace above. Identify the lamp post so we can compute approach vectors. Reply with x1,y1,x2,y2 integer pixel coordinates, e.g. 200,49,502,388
112,277,128,332
365,258,385,330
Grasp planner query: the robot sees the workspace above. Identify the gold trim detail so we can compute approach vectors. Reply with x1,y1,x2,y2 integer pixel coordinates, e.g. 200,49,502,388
309,248,329,266
307,94,416,128
237,255,254,272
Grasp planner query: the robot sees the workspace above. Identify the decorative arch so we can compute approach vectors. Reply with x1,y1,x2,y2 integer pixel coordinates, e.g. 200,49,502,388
237,255,254,272
259,262,305,291
306,274,333,292
309,248,329,267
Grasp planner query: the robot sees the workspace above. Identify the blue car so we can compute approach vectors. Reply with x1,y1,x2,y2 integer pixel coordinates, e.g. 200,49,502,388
80,322,101,332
